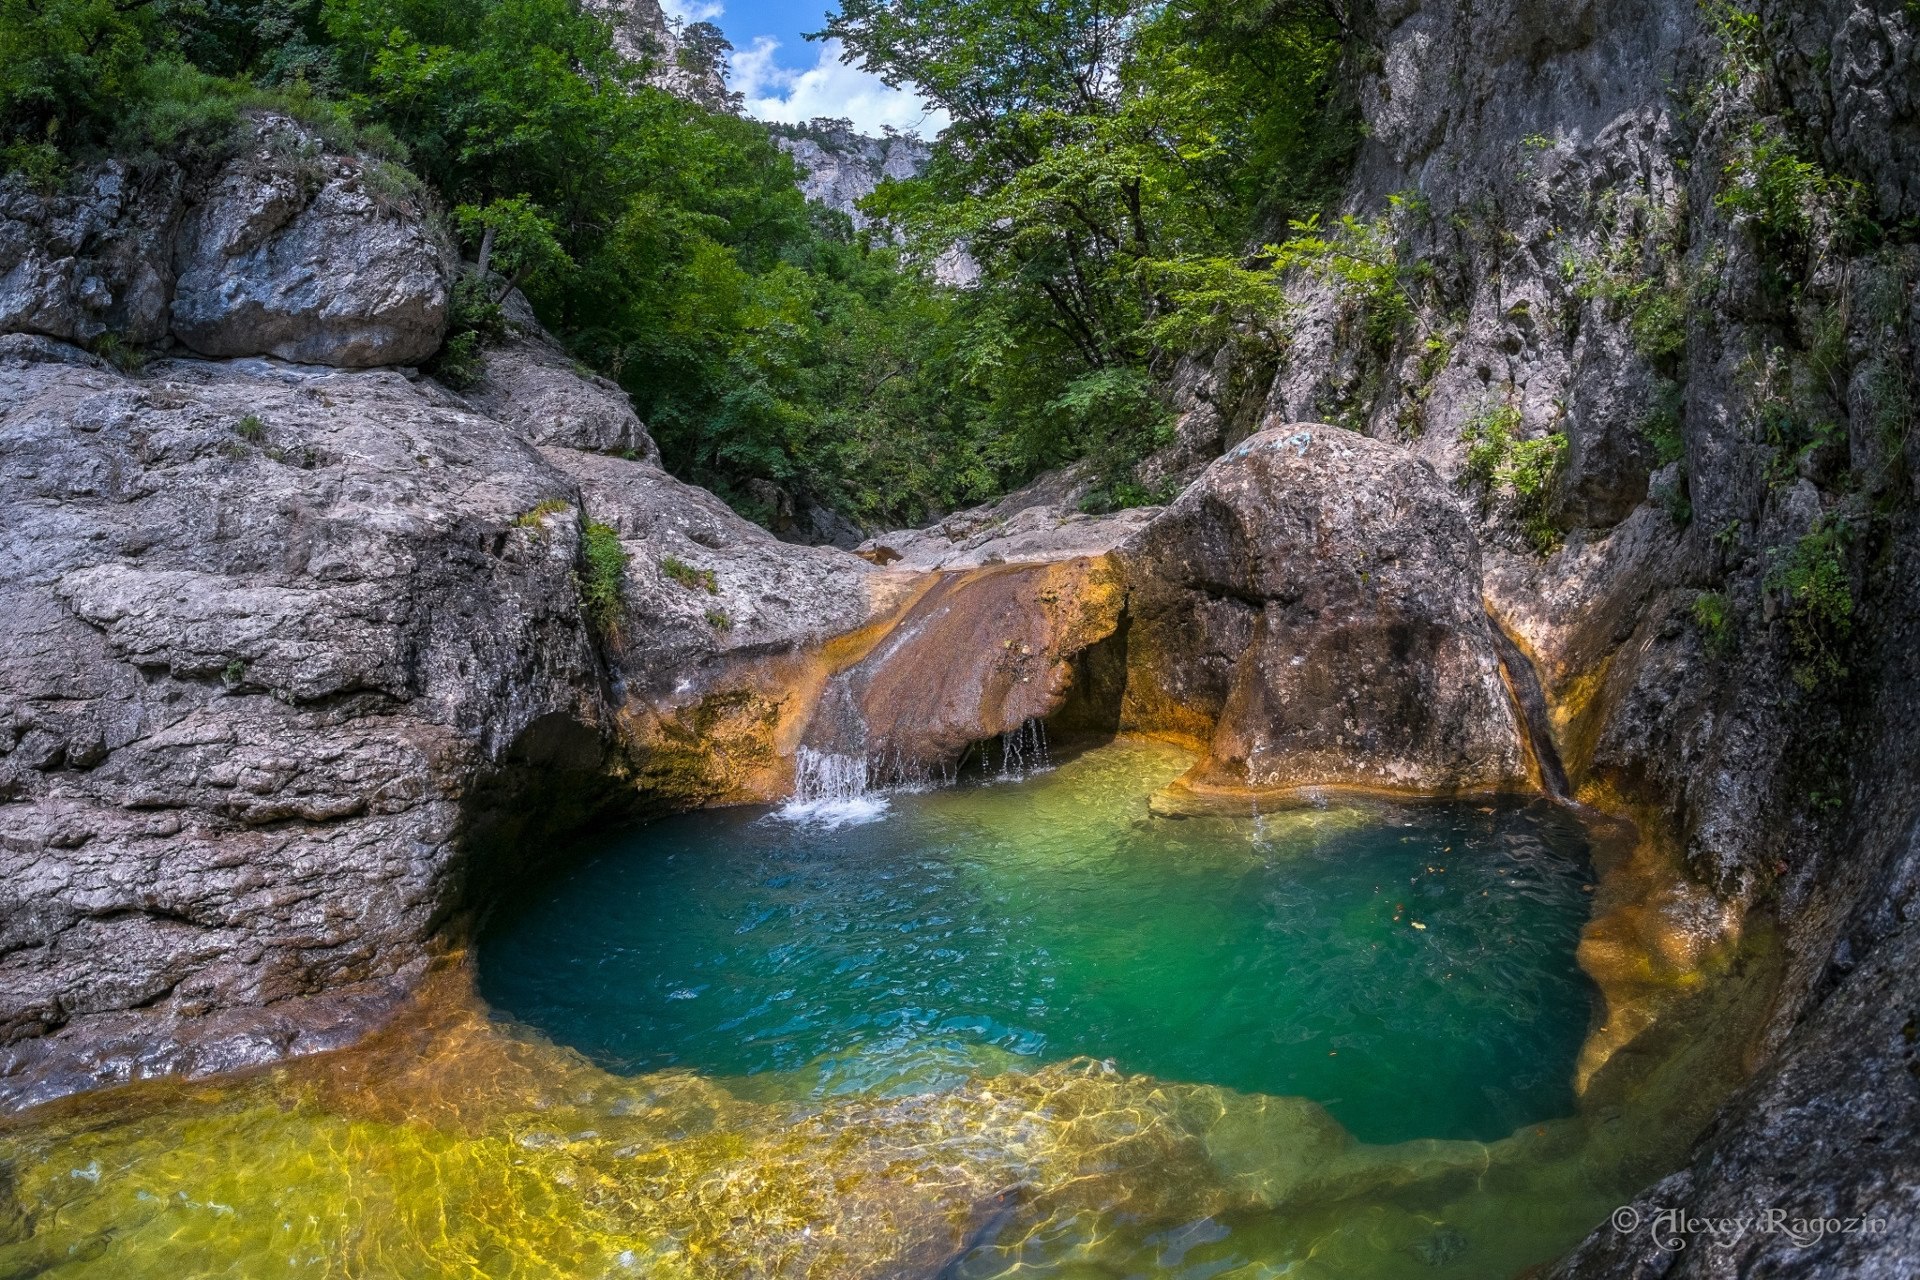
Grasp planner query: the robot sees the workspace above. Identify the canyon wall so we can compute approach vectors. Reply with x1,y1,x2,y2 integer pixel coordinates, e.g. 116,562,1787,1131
1156,1,1918,1272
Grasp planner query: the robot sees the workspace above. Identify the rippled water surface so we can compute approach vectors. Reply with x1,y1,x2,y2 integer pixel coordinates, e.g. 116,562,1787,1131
0,741,1760,1280
483,743,1598,1144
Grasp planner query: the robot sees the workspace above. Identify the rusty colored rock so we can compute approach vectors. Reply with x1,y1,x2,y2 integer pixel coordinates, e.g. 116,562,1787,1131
801,556,1127,777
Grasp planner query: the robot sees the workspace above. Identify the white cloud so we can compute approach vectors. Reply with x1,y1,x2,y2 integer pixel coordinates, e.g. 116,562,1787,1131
731,37,949,138
662,0,725,21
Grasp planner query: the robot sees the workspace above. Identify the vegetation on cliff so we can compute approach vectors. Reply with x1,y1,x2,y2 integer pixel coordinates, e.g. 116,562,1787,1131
1,0,1353,527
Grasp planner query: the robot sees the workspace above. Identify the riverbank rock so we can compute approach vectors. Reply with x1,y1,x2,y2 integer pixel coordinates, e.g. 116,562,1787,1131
0,326,894,1109
1120,423,1528,800
802,556,1127,777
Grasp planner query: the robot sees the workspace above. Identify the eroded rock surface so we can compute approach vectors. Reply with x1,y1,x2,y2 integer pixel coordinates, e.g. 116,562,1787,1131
1120,424,1527,799
0,116,451,368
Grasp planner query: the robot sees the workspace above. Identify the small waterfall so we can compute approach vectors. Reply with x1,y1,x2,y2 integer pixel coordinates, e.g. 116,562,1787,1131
996,718,1051,779
777,746,888,828
1486,615,1572,803
791,747,870,804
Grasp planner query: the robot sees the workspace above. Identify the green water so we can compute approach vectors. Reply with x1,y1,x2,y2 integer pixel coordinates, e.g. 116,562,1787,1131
481,744,1597,1145
0,741,1753,1279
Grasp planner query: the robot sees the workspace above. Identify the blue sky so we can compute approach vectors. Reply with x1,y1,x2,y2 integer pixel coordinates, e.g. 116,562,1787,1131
662,0,948,136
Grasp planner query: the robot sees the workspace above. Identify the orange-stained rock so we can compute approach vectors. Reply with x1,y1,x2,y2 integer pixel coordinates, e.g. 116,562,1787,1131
1118,423,1529,800
802,556,1127,777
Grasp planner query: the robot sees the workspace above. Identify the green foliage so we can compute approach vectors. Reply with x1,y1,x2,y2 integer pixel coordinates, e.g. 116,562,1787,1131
579,521,629,637
1691,591,1736,657
1640,378,1687,466
90,332,148,373
3,0,1363,534
430,275,509,389
661,555,717,594
234,414,267,442
1766,516,1854,689
431,331,486,391
1459,401,1566,553
1270,211,1413,354
1460,401,1525,491
514,498,570,530
829,0,1355,496
704,608,733,633
1716,124,1863,285
1566,193,1692,371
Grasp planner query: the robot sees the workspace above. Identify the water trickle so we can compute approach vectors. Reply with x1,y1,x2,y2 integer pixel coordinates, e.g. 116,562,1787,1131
996,718,1051,779
1487,615,1572,802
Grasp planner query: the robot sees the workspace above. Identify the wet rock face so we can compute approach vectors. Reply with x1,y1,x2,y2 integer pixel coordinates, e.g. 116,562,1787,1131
1121,424,1527,798
0,117,451,368
804,557,1127,776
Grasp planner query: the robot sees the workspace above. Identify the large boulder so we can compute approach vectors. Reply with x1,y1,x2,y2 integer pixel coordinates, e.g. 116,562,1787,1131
0,335,603,1106
1,118,453,368
169,120,452,366
1120,422,1529,799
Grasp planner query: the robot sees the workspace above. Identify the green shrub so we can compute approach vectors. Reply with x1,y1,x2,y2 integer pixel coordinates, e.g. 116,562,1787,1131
91,333,147,373
429,275,509,389
1460,400,1523,492
1766,516,1854,689
234,414,266,442
1640,378,1686,466
430,331,486,390
514,498,570,530
1508,432,1569,553
1459,401,1565,553
1691,590,1736,657
660,555,718,594
1272,211,1413,354
579,521,629,636
705,608,733,632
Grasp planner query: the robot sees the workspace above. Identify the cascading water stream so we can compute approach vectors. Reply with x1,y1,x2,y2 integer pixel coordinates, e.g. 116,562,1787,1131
1486,613,1572,803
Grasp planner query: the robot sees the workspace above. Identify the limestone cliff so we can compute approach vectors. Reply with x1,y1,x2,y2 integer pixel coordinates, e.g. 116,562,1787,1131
582,0,737,112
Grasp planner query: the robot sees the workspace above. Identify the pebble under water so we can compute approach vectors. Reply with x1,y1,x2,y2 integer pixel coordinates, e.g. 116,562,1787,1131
4,741,1741,1280
482,742,1598,1146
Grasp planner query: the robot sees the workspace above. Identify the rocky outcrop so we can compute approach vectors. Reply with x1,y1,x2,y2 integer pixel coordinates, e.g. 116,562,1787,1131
169,122,451,366
0,334,605,1106
462,290,657,458
0,316,931,1108
803,557,1127,778
0,116,451,368
769,119,930,231
583,0,737,112
1120,424,1528,800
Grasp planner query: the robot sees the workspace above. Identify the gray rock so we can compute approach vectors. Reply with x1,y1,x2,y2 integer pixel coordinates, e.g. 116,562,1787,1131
1120,422,1527,799
0,332,697,1108
169,120,452,366
0,162,179,347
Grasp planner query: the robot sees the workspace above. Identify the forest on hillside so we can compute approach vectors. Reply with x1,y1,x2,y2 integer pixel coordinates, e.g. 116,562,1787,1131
1,0,1360,527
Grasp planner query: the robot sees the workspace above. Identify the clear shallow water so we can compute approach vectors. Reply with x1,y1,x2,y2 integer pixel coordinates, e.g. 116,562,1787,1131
482,742,1599,1145
4,741,1765,1280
